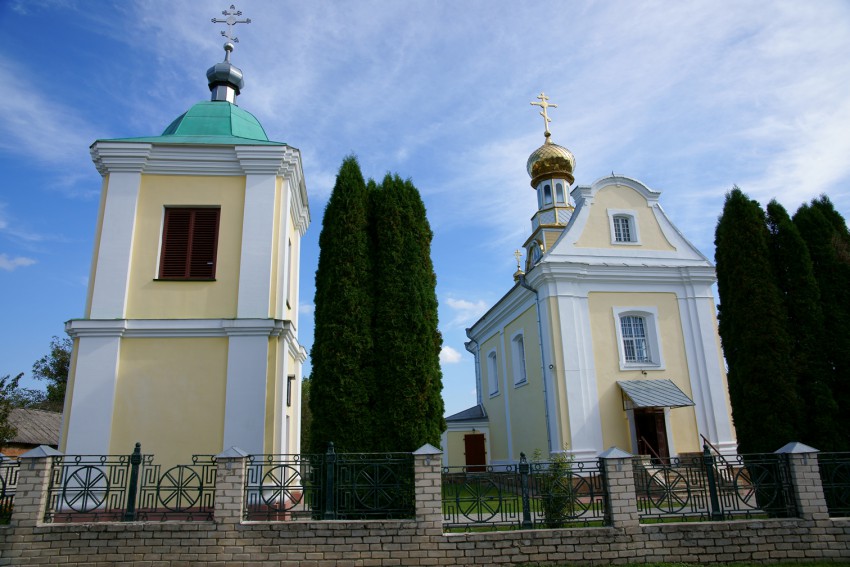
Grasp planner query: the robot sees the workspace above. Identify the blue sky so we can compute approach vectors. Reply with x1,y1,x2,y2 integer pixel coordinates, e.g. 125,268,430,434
2,0,849,418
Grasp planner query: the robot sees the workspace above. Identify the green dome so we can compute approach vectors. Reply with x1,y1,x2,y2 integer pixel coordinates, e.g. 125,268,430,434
161,101,269,141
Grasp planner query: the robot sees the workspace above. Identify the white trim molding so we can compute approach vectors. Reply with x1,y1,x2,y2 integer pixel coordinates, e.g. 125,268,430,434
612,306,666,371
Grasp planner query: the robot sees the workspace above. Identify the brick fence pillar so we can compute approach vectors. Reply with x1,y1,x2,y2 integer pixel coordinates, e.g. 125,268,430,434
599,447,640,529
413,444,444,534
775,441,829,521
214,446,248,524
13,445,62,527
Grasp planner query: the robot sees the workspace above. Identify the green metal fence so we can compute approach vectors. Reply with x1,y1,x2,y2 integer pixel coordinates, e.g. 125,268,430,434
819,452,850,517
442,453,607,531
0,455,18,523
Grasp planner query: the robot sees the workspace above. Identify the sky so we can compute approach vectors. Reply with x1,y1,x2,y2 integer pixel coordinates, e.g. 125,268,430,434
1,0,849,419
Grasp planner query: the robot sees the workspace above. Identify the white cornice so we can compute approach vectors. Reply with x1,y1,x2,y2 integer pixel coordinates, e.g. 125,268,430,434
90,142,153,174
466,285,536,342
66,318,296,338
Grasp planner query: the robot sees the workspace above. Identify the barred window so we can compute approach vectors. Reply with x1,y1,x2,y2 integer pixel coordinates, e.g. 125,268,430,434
621,315,650,363
613,215,634,242
158,208,220,280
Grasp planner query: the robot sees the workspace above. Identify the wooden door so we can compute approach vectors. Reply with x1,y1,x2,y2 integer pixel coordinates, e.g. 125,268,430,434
464,433,486,472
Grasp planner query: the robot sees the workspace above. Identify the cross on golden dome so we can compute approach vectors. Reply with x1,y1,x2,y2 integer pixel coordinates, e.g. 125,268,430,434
530,92,558,138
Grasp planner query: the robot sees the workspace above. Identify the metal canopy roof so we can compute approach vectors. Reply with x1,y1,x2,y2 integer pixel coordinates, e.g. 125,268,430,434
617,379,695,409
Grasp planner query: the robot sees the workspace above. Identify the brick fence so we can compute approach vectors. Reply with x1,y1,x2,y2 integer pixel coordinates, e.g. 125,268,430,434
0,444,848,566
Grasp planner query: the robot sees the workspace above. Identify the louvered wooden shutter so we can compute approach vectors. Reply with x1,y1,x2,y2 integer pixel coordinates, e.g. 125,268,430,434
159,208,220,279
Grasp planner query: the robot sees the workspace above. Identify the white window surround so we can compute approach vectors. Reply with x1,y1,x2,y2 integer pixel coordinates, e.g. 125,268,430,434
511,331,528,386
612,306,665,371
487,350,499,397
607,209,640,245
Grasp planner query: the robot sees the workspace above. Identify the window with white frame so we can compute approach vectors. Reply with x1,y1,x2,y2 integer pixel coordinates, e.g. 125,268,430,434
511,333,527,385
487,351,499,396
613,307,664,370
607,209,640,245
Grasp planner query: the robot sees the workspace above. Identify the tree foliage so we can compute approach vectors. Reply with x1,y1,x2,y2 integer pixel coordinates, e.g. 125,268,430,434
310,158,444,453
0,374,23,447
716,190,850,452
31,336,71,412
309,157,374,453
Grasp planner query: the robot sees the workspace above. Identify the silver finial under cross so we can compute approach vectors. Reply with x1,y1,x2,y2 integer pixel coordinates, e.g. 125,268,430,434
212,4,251,43
530,92,558,137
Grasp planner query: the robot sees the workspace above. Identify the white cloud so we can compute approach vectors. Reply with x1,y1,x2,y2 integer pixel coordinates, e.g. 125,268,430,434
0,254,36,271
444,297,489,328
299,303,315,316
439,345,463,365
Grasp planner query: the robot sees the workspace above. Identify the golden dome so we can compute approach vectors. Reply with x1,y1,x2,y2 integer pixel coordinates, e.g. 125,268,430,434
526,137,576,187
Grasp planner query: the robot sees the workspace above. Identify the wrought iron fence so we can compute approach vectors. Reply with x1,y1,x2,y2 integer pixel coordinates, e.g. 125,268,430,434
818,452,850,517
442,453,606,531
633,447,797,521
244,444,414,521
44,443,216,523
0,455,19,523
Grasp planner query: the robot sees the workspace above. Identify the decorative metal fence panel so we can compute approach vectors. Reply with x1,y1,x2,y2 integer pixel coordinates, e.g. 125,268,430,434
633,448,797,522
244,446,414,521
819,452,850,517
0,456,19,523
442,454,606,531
44,444,216,523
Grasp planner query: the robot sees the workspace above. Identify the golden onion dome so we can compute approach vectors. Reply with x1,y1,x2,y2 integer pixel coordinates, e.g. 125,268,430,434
526,136,576,187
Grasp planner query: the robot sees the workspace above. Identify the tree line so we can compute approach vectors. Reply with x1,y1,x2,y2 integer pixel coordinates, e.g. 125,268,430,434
1,336,70,447
307,156,444,454
715,190,850,453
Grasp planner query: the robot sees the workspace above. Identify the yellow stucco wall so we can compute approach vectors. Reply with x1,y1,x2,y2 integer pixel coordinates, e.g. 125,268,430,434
588,292,700,455
109,337,228,466
125,175,245,319
574,186,675,251
269,179,282,317
84,176,110,318
544,296,571,448
480,333,507,461
504,306,548,460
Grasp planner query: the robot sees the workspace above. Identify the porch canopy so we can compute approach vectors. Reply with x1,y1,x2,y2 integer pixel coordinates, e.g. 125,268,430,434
617,379,695,410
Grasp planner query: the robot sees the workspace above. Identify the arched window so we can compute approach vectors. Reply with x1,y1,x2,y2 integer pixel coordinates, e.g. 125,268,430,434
511,333,527,385
487,351,499,396
613,307,665,370
620,316,650,362
543,184,553,206
555,182,565,204
607,209,640,244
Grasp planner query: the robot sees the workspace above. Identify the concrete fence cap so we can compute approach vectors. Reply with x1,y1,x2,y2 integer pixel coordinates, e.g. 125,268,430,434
19,445,63,459
215,446,249,459
775,441,819,455
598,446,633,459
413,443,442,456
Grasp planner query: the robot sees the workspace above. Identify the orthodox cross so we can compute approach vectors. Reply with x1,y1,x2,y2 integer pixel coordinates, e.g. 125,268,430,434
530,92,558,136
212,5,251,43
514,249,523,270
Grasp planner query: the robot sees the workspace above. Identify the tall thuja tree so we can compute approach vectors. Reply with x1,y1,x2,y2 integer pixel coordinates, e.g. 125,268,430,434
370,174,445,451
765,200,839,450
715,188,799,453
793,197,850,450
309,156,375,453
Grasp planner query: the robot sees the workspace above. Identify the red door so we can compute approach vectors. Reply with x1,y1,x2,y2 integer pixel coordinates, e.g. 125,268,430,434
464,433,486,472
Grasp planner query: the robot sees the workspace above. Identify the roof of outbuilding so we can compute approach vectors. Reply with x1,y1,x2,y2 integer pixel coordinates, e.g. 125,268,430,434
445,404,488,422
7,408,61,447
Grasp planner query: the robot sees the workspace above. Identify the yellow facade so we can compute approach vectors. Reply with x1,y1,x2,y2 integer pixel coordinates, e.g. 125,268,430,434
109,338,228,465
587,291,700,454
125,175,245,319
574,186,675,250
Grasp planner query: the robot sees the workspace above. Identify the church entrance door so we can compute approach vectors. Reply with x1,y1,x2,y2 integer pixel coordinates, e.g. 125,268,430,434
634,408,670,462
464,433,486,472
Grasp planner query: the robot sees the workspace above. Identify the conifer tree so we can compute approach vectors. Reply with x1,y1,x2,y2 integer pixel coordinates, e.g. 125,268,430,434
370,175,445,451
765,201,839,450
715,188,800,453
309,156,375,453
793,197,850,450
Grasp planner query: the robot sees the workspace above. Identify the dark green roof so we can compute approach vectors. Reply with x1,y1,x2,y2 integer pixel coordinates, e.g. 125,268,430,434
103,101,285,146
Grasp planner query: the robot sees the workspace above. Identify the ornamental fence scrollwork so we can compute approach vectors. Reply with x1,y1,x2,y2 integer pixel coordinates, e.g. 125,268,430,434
44,444,216,523
819,452,850,517
441,453,606,531
633,446,797,522
244,444,415,521
0,455,19,523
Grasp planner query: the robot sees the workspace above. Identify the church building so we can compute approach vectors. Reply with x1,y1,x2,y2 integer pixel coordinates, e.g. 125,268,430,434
61,23,309,465
444,94,737,466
